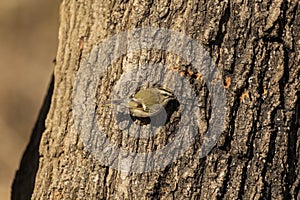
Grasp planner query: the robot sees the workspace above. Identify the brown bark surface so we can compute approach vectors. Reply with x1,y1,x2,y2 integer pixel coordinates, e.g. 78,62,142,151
13,0,299,199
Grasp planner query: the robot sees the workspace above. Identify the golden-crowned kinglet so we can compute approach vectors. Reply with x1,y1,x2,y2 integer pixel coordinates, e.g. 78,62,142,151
112,87,176,118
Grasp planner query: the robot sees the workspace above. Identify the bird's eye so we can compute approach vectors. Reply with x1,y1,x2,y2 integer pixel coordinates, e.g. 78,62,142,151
161,91,174,98
164,94,173,99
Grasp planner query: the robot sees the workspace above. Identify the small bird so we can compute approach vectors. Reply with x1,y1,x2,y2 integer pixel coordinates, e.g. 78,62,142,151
111,87,176,118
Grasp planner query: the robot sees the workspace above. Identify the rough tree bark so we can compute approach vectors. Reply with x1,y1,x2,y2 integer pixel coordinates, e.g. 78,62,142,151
12,0,299,199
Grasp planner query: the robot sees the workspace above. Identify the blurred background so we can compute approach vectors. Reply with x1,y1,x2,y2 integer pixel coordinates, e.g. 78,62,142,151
0,0,60,198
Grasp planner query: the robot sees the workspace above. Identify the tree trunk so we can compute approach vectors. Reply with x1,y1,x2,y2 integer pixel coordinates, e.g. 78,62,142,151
12,0,299,199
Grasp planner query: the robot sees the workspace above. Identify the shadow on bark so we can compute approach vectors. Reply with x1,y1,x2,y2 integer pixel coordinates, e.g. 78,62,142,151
11,74,54,200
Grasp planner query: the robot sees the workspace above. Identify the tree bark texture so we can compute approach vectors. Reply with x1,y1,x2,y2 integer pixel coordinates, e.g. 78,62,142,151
13,0,299,199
